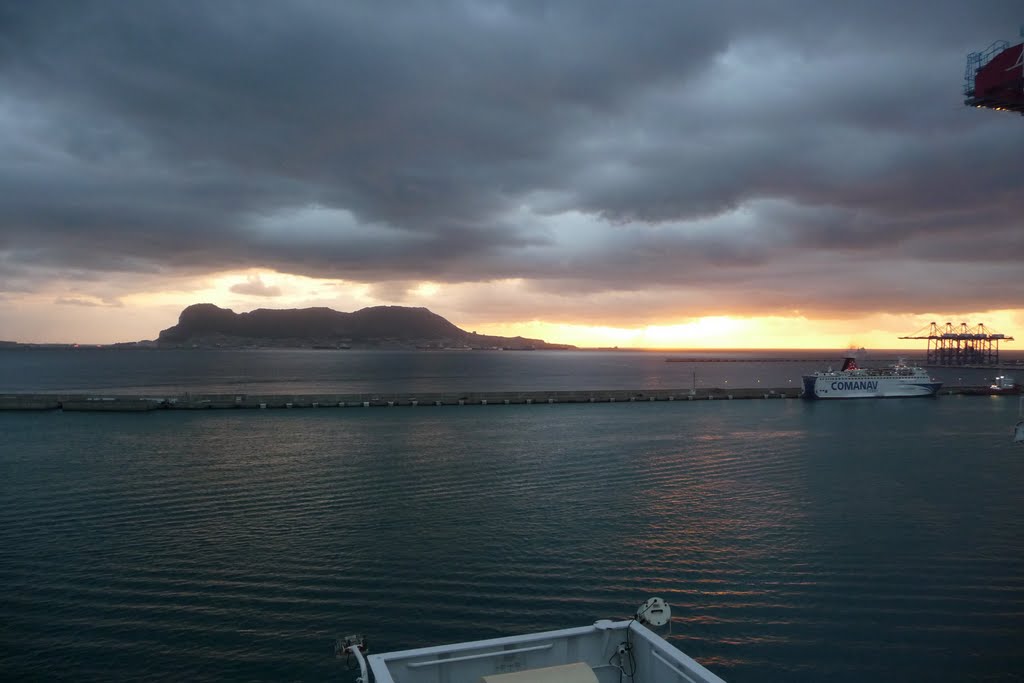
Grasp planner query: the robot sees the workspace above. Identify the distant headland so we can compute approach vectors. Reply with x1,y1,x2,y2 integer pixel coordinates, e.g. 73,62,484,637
0,304,574,350
144,303,574,350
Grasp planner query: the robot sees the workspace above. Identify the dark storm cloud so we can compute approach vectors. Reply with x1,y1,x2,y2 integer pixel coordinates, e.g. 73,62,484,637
0,0,1022,319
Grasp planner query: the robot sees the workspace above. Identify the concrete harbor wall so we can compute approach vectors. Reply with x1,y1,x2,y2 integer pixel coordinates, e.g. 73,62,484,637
0,386,1006,411
0,396,62,410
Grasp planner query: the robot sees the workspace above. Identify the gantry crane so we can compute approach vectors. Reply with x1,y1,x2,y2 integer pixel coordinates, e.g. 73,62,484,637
900,322,1015,366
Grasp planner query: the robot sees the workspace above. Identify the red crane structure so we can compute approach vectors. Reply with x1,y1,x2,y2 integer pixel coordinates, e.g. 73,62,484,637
900,322,1015,366
964,35,1024,114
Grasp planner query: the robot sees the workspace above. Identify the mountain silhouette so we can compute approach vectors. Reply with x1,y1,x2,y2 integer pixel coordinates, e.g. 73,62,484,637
156,304,572,349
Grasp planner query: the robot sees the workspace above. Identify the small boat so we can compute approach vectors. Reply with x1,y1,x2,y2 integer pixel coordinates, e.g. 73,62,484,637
336,597,726,683
802,357,942,399
989,375,1020,395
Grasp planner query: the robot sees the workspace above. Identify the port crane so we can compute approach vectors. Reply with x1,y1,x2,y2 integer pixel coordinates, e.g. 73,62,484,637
900,322,1014,366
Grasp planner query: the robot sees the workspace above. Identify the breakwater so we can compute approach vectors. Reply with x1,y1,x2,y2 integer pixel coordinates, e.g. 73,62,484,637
0,386,1001,411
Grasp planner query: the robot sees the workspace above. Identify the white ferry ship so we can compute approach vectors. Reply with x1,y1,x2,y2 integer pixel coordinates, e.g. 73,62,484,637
802,358,941,399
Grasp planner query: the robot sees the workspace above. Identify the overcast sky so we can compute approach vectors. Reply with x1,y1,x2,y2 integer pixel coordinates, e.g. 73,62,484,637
1,0,1022,346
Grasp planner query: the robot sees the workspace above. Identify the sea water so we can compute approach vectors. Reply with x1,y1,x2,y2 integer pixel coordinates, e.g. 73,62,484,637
0,348,1015,393
1,351,1022,682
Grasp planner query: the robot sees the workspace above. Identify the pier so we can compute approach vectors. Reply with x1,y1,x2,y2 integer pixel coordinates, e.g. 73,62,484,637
0,385,1006,411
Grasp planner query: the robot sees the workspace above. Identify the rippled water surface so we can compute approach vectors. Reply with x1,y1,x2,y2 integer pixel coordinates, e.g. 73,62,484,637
1,348,1018,393
2,395,1022,682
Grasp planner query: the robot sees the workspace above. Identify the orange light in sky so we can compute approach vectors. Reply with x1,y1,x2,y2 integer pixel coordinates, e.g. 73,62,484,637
7,267,1022,348
467,311,1023,350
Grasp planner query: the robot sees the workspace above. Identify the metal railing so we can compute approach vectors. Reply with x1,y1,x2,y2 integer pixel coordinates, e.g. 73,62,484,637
964,40,1010,96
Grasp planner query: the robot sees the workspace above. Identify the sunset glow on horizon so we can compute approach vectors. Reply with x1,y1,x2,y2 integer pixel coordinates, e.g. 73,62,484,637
4,267,1019,351
454,313,1024,351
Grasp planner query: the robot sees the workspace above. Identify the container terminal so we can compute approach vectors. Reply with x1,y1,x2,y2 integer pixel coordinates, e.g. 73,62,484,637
899,322,1015,367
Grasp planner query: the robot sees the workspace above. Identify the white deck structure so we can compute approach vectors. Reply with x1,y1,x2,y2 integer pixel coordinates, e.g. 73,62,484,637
339,599,726,683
